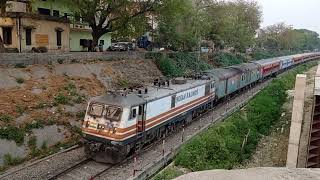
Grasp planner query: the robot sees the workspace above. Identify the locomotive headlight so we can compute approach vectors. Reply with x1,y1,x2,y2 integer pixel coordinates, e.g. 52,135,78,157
85,121,90,128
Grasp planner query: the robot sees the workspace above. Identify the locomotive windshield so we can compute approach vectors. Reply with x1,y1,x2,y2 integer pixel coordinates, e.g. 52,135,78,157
89,103,104,117
105,105,122,121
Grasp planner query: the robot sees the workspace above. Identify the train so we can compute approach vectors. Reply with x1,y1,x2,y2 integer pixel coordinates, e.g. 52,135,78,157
81,52,320,164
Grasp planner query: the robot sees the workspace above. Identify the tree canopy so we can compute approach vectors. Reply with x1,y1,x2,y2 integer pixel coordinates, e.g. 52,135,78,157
256,23,320,51
68,0,160,46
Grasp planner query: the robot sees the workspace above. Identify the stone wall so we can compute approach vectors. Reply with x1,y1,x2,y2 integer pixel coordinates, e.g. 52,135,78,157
0,52,147,66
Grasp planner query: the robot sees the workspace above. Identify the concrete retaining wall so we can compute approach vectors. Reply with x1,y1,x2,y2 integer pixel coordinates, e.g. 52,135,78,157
0,52,147,66
286,74,307,168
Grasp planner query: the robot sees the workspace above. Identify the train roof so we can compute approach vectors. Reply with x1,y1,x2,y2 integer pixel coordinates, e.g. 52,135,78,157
90,78,212,107
204,68,240,80
254,56,282,65
229,63,260,72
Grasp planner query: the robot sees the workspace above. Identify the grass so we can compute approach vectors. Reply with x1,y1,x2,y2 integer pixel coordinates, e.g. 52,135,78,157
153,166,184,180
174,62,316,171
3,154,25,166
16,105,27,115
53,82,86,106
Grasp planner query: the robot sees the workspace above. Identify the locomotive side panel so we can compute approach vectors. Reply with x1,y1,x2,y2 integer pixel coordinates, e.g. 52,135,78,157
145,84,207,131
146,96,172,120
175,85,206,107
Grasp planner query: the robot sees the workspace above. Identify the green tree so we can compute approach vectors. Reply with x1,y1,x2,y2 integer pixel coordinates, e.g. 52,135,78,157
205,0,262,52
256,23,320,52
68,0,159,47
155,0,210,51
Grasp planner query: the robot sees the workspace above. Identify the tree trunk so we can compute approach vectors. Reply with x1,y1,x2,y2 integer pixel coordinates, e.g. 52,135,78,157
92,32,103,52
0,35,5,53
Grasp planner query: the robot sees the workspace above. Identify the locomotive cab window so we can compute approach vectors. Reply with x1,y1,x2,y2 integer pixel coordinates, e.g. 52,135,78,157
105,105,122,121
131,108,137,119
210,83,214,89
89,103,104,117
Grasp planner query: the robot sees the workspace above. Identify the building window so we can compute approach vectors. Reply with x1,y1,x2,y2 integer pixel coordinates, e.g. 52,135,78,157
80,39,88,47
2,27,12,45
53,10,60,17
25,29,32,46
56,31,62,46
38,8,50,16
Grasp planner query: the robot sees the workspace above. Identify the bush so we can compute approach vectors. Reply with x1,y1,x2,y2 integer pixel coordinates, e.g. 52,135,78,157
212,52,245,67
0,114,13,123
54,93,71,105
155,53,212,77
24,121,45,133
174,63,316,171
16,78,25,84
76,111,86,119
0,126,25,145
3,154,24,166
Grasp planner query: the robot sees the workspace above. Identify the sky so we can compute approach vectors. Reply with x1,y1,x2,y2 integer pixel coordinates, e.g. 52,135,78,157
257,0,320,34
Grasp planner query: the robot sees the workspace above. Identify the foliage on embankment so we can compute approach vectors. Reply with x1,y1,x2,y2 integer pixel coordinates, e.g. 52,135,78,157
147,52,212,77
174,63,316,171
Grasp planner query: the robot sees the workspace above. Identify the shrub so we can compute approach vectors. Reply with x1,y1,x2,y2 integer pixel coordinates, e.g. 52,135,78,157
0,126,25,145
76,111,86,119
212,52,245,67
0,114,13,123
54,93,71,105
154,52,212,77
3,154,24,166
24,121,45,133
74,95,85,104
16,78,25,84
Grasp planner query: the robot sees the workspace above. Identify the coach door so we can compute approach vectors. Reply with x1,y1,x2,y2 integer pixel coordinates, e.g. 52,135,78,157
136,104,146,133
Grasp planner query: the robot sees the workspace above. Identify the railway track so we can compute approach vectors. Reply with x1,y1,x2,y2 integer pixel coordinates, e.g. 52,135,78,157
48,158,113,180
